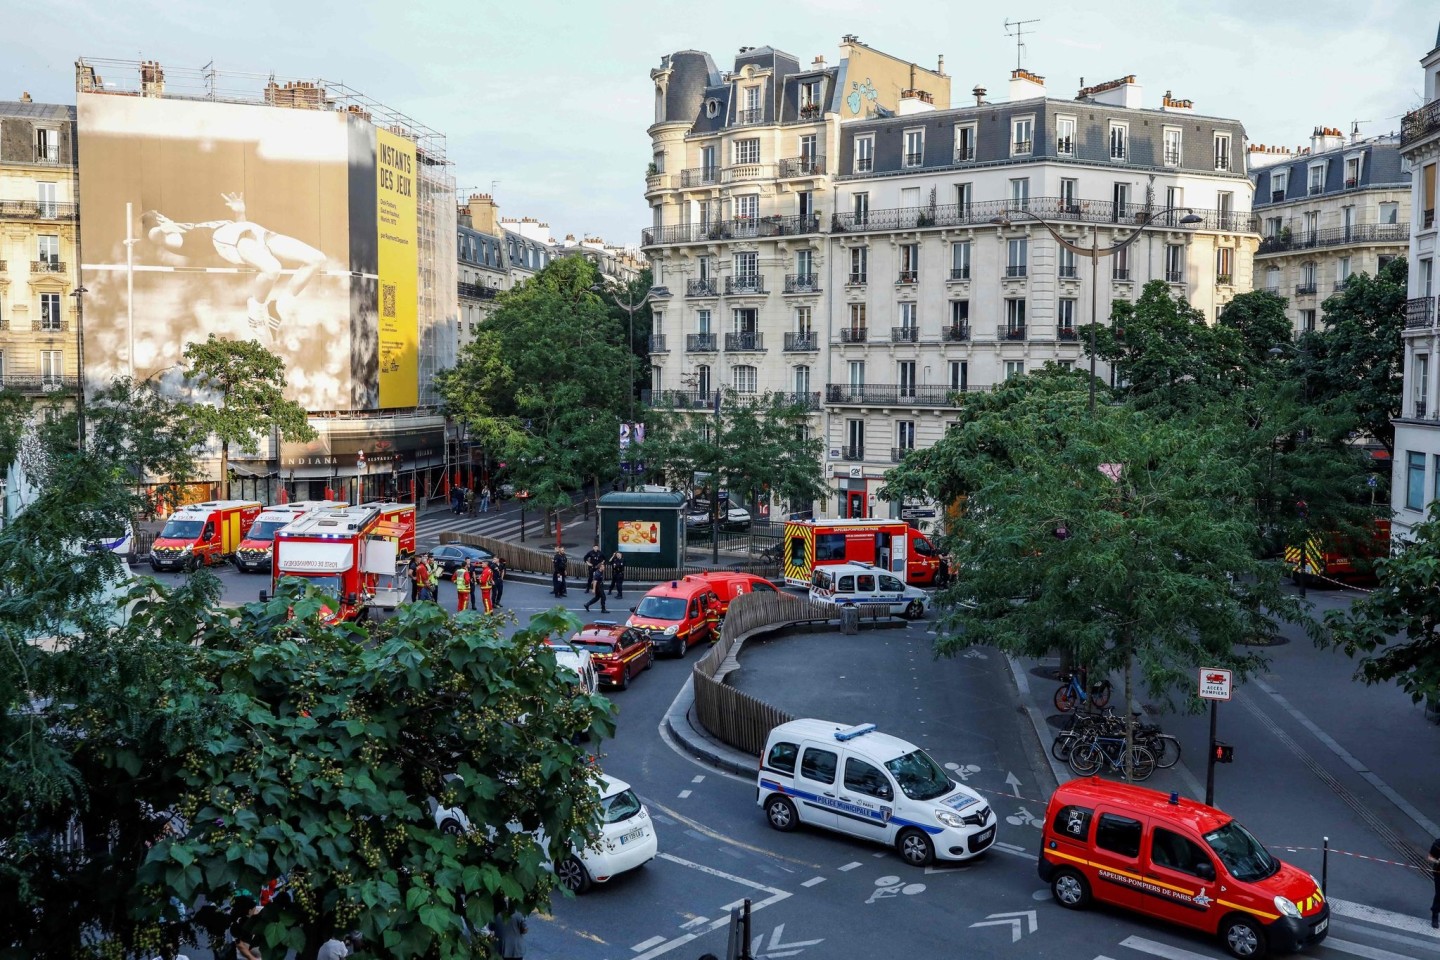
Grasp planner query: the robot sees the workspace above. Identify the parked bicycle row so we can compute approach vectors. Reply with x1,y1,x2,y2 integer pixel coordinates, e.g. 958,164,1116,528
1050,703,1182,782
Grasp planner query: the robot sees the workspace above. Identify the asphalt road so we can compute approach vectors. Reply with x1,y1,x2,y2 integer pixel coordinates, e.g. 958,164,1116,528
133,562,1440,960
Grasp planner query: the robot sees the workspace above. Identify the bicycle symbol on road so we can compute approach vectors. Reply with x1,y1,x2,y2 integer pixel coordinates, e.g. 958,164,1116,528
1006,806,1044,828
943,762,982,781
866,875,926,904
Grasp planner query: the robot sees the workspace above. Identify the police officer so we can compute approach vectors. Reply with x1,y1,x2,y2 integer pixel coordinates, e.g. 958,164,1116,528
607,550,626,599
552,546,568,598
491,557,506,607
1428,834,1440,928
583,541,604,575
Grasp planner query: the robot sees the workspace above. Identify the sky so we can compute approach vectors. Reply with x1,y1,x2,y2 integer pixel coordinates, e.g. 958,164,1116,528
1,0,1432,247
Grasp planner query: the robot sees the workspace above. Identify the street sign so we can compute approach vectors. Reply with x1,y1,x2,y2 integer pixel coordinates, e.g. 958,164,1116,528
1198,667,1232,701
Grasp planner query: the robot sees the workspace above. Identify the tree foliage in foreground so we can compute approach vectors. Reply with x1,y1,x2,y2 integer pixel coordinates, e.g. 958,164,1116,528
883,375,1298,710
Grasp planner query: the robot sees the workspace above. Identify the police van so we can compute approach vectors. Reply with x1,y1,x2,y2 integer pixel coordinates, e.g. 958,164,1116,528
809,561,928,620
757,719,997,866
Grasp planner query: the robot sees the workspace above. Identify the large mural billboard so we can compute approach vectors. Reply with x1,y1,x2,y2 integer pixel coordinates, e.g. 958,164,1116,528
77,91,419,411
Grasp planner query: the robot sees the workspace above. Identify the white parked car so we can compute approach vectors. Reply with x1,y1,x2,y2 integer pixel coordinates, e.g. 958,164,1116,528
546,638,599,697
809,562,929,620
431,772,657,893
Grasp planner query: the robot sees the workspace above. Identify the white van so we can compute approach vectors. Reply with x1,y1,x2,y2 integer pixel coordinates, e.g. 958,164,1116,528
757,719,997,866
809,561,928,619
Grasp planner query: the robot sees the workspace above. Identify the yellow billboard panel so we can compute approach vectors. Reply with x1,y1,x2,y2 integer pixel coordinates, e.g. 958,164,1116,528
375,128,418,408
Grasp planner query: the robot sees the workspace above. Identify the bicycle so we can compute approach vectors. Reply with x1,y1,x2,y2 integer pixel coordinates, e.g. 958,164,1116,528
1067,734,1156,781
1051,708,1121,762
1053,670,1113,713
756,543,782,564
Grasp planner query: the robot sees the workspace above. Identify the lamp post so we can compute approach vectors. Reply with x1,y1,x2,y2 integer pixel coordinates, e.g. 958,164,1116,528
593,280,651,488
990,207,1203,412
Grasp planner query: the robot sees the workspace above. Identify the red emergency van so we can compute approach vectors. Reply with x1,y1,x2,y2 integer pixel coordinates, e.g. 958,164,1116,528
781,518,940,588
270,504,397,623
234,500,347,573
149,499,262,572
1039,779,1329,958
362,501,417,559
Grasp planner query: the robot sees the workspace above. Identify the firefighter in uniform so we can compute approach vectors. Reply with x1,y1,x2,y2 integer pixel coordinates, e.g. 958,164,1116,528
704,594,721,641
453,562,471,613
479,560,495,613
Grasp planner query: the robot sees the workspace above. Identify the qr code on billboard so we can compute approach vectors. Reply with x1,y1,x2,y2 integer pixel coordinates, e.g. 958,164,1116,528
382,283,397,318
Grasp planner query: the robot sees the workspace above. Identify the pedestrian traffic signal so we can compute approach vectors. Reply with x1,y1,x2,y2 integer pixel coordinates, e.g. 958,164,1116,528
1296,500,1308,520
1213,742,1234,764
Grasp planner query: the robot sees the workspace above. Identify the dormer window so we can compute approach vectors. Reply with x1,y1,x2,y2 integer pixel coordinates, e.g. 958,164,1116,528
705,99,719,118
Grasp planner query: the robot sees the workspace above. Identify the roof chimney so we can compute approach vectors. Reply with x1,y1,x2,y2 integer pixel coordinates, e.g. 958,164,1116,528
139,60,165,98
1078,74,1141,109
972,85,987,105
1009,68,1046,101
1161,90,1194,113
937,54,946,76
19,91,32,103
812,55,826,68
469,193,500,236
1310,125,1345,153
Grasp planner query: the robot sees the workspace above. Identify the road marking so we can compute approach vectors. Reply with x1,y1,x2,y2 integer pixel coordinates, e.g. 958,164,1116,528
632,867,792,960
990,844,1032,859
1329,896,1440,939
632,936,667,952
755,923,824,957
866,875,925,904
658,852,782,893
801,876,826,887
1120,935,1217,960
1324,938,1421,960
692,774,705,783
838,861,862,871
1005,771,1022,796
645,799,823,869
995,840,1028,853
678,789,692,799
678,917,710,930
1332,919,1440,952
968,909,1037,942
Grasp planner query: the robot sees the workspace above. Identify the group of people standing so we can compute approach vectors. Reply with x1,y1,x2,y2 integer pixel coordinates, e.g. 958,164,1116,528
407,552,506,613
449,484,494,516
550,542,625,614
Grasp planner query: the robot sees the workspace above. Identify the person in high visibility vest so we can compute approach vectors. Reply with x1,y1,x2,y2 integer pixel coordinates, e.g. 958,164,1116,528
704,594,721,641
478,561,495,613
454,562,472,612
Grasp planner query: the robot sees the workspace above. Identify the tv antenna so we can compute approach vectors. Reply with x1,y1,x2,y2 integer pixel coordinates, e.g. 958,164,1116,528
1349,119,1370,141
1004,18,1040,71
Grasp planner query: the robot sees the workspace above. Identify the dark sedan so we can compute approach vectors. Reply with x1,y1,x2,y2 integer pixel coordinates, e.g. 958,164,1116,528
429,544,495,579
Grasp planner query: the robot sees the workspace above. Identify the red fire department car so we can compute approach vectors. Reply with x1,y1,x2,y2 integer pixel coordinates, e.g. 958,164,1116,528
567,621,655,690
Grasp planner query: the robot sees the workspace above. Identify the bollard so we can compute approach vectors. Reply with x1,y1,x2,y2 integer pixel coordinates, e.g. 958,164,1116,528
840,604,860,635
1321,836,1328,894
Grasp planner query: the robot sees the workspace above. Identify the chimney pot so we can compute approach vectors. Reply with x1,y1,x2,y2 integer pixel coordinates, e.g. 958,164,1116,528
20,91,31,102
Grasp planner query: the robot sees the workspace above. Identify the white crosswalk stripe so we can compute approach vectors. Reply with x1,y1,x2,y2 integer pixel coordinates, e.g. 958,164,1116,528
416,510,558,547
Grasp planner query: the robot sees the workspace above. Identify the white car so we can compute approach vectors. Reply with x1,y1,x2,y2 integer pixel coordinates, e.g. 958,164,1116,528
546,638,599,696
809,562,928,620
431,772,657,893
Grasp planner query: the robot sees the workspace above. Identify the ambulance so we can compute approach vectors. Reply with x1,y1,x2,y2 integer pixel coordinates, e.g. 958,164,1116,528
149,500,262,572
233,500,347,573
268,504,400,623
781,518,941,588
360,501,417,560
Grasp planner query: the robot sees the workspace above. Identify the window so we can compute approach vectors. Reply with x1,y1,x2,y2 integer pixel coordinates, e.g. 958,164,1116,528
799,133,818,164
36,182,57,218
1416,354,1429,417
794,364,811,394
848,303,867,332
735,252,758,279
1113,244,1131,280
898,361,917,397
903,129,924,167
1265,217,1283,238
1337,256,1352,286
41,350,63,385
1006,238,1028,277
1059,177,1078,210
1165,244,1185,283
795,305,813,335
1112,182,1131,220
799,80,821,110
900,186,920,210
700,145,718,181
1407,451,1426,510
1152,828,1214,878
1345,155,1361,188
1425,257,1435,297
1005,298,1026,333
849,246,868,284
1108,122,1128,160
1308,162,1326,195
844,757,893,799
854,135,874,173
1096,813,1143,858
899,244,920,282
1300,309,1316,333
895,421,916,455
1380,202,1400,225
846,418,865,455
898,302,918,331
1265,266,1281,293
1216,247,1234,283
1058,246,1076,278
766,741,799,774
798,189,814,218
1301,261,1317,287
1272,169,1289,196
733,365,757,393
732,307,758,334
734,138,760,164
1011,117,1034,156
1057,298,1076,333
800,747,837,784
955,123,977,162
1004,360,1025,381
695,364,711,397
36,235,59,265
1053,805,1093,841
852,192,870,226
35,127,59,163
948,360,968,391
735,194,759,220
705,98,719,118
1056,117,1075,157
950,300,970,327
1303,210,1319,241
1214,133,1232,171
1009,177,1030,210
796,249,813,278
951,240,971,280
39,293,62,332
1163,127,1182,166
847,360,865,387
697,309,712,334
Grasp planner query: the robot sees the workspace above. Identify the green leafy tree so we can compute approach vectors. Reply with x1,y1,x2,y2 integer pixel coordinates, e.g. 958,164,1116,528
884,375,1298,719
0,389,29,470
87,377,207,512
181,336,315,500
1320,502,1440,706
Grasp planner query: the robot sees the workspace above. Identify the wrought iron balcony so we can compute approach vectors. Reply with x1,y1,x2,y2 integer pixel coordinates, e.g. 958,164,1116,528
0,199,78,221
31,259,65,273
854,157,874,173
891,447,916,463
724,275,767,295
954,146,976,162
736,108,764,125
1405,296,1435,329
798,103,824,120
949,266,970,281
1417,399,1429,418
847,272,867,285
1165,270,1185,283
0,375,79,394
686,333,718,352
1164,147,1182,166
1403,97,1440,146
838,444,866,462
784,273,821,294
1005,265,1028,278
680,167,720,188
1295,283,1318,296
649,334,669,352
778,156,825,178
1057,327,1079,342
903,152,924,167
686,278,719,297
1257,223,1410,255
1058,265,1077,279
784,332,819,351
891,326,919,343
942,324,971,342
839,327,868,344
1333,278,1353,292
997,324,1027,342
825,383,960,407
457,281,499,300
1112,268,1132,281
779,391,821,411
643,389,712,409
33,318,70,333
1270,190,1286,203
831,195,1258,235
1012,140,1033,155
897,270,918,284
725,332,764,351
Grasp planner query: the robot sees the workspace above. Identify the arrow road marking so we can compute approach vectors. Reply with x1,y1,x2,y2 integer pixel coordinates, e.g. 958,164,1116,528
751,923,824,959
1005,771,1022,796
969,910,1038,943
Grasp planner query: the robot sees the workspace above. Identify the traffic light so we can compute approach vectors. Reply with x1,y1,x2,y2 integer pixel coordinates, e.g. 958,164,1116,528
1213,742,1234,764
1296,500,1309,520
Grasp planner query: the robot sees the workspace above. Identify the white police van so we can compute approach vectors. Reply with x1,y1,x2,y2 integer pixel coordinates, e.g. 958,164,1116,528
757,719,997,866
809,561,928,619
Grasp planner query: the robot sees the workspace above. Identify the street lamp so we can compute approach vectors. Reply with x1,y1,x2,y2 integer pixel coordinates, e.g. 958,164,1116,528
592,280,651,486
990,206,1203,412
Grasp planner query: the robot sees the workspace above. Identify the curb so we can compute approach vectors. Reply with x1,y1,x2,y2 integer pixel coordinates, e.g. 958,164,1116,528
1008,654,1068,790
661,674,757,777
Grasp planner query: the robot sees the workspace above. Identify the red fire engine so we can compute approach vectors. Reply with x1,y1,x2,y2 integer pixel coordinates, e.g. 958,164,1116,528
268,504,402,623
781,518,941,587
362,501,417,559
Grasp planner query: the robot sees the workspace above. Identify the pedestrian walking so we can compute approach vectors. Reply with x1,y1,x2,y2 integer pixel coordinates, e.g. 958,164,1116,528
1429,834,1440,928
491,557,507,607
583,564,608,614
479,561,495,613
608,550,626,598
488,907,527,960
552,546,568,597
464,487,476,516
480,484,492,514
453,562,471,613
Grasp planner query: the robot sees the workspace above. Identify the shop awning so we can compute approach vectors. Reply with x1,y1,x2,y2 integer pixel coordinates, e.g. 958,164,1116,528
277,542,353,573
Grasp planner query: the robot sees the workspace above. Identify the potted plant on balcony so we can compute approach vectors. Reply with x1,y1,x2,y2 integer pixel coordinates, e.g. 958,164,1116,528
1216,273,1233,286
646,162,658,177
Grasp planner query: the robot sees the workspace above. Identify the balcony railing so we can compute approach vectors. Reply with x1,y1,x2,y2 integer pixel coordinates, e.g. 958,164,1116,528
949,266,970,281
891,326,919,343
903,152,924,167
784,273,821,294
1112,268,1132,281
1256,222,1410,254
457,281,499,300
724,275,767,295
854,157,874,173
778,156,825,178
1417,400,1429,418
825,383,960,407
686,278,719,297
847,272,867,285
641,214,823,247
954,146,976,163
31,260,66,273
783,332,819,351
0,200,78,221
838,444,866,462
1058,265,1077,279
721,163,775,184
736,108,764,125
680,167,720,187
1164,148,1183,166
1345,178,1358,189
897,270,918,284
780,391,821,411
997,324,1027,341
1295,283,1318,296
891,447,915,463
1005,265,1028,278
1308,185,1323,196
686,333,718,352
643,389,712,409
34,319,70,332
649,334,669,352
1403,97,1440,146
1333,278,1352,292
942,324,971,342
1270,190,1286,203
1057,327,1079,342
839,327,868,344
830,195,1258,235
725,332,764,351
1405,296,1435,329
0,375,79,394
1012,140,1033,155
1165,270,1185,283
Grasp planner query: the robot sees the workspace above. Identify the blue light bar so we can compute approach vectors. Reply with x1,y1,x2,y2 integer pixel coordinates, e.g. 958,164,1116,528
834,723,876,742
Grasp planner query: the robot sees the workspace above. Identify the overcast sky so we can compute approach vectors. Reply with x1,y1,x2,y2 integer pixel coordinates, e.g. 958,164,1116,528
2,0,1432,247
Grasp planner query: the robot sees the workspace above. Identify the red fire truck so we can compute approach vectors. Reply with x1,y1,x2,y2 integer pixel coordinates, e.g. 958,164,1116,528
268,504,402,623
362,501,417,560
150,499,263,572
234,500,348,573
781,518,941,588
